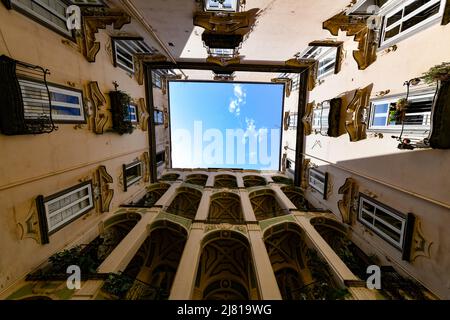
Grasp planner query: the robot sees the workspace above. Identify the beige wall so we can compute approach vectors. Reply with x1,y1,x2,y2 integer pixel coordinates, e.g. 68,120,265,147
299,13,450,298
0,6,154,294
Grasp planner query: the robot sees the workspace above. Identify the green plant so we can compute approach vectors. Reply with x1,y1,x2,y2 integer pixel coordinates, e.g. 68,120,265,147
102,273,134,299
110,90,134,135
48,245,99,274
421,62,450,84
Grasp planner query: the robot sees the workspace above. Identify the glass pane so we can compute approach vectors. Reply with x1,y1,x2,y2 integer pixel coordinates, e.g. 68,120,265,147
362,200,375,214
374,103,389,114
375,208,403,231
361,211,374,224
404,0,432,16
386,10,403,27
384,25,401,40
402,3,440,31
372,117,387,126
374,219,401,243
52,105,82,116
51,92,79,104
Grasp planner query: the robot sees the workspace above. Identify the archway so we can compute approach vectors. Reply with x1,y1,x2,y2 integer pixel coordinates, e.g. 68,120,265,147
124,183,170,207
271,176,293,185
249,189,286,221
185,174,208,186
281,186,309,211
243,175,267,188
208,192,243,223
160,173,180,181
166,187,202,219
213,174,238,189
193,230,259,300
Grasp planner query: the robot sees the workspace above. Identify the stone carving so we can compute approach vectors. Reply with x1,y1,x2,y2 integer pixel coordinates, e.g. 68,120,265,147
137,98,149,131
345,84,373,141
134,53,168,85
93,165,114,213
86,81,108,134
141,151,150,183
410,219,433,262
285,58,318,91
271,77,292,97
204,223,247,234
300,159,311,191
16,201,41,244
337,178,359,225
161,74,183,95
323,12,377,70
302,102,315,136
76,8,131,63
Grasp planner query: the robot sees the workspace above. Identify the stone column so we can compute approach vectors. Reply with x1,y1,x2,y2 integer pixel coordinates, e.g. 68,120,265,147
169,223,204,299
292,213,377,300
235,173,245,188
247,224,282,300
155,181,182,207
194,188,212,221
240,189,257,222
270,184,297,211
205,174,215,188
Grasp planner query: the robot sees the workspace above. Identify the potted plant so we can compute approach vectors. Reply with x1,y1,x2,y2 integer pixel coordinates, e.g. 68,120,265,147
421,63,450,149
389,99,407,124
109,90,134,135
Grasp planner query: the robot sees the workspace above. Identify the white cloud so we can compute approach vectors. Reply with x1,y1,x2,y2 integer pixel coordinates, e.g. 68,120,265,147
229,84,246,116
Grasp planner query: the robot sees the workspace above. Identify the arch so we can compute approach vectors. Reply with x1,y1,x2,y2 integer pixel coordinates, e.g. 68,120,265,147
133,183,171,207
249,189,286,221
243,175,267,188
208,192,243,223
194,230,259,300
263,222,341,300
185,174,208,186
213,174,238,189
120,220,188,300
281,186,309,211
160,173,180,181
166,187,202,219
271,176,294,185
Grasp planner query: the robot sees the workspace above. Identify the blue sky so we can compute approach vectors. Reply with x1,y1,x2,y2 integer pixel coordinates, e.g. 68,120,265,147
169,81,284,170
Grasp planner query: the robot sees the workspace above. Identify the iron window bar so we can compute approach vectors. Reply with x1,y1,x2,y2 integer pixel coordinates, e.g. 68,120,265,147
0,55,56,135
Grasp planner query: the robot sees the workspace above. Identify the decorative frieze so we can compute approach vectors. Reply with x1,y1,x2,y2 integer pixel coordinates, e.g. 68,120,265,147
134,53,168,85
302,102,315,136
93,165,114,213
285,58,318,91
337,178,359,225
137,98,149,131
86,81,108,134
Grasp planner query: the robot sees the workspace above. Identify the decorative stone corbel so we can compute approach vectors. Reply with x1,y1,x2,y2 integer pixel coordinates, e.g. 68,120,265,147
161,74,183,95
16,201,41,244
93,165,114,213
281,153,287,172
285,58,318,91
86,81,108,134
302,102,315,136
283,111,290,131
345,83,373,141
193,9,259,34
206,55,241,67
141,151,150,183
410,219,433,262
323,12,378,70
137,98,149,131
308,40,344,74
300,159,311,191
134,53,168,85
337,178,359,225
271,78,292,97
163,105,169,129
76,7,131,63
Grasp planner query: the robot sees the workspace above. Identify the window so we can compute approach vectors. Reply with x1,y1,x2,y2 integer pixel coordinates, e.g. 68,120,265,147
123,161,142,191
358,194,408,249
312,101,330,132
379,0,445,47
209,48,235,58
37,181,94,239
156,151,165,166
300,46,338,79
126,103,138,124
70,0,104,6
112,38,155,74
18,79,85,123
154,109,164,125
308,167,328,199
277,73,300,91
204,0,239,12
288,113,298,129
369,92,434,131
9,0,72,37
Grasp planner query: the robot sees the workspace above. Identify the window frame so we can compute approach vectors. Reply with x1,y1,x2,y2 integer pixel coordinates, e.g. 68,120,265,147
312,101,330,132
36,180,94,242
308,167,328,199
18,77,86,124
288,112,298,130
358,193,410,250
111,37,155,74
8,0,76,40
379,0,446,49
126,102,139,124
156,151,165,166
368,91,434,132
122,161,143,191
204,0,240,12
154,109,164,125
